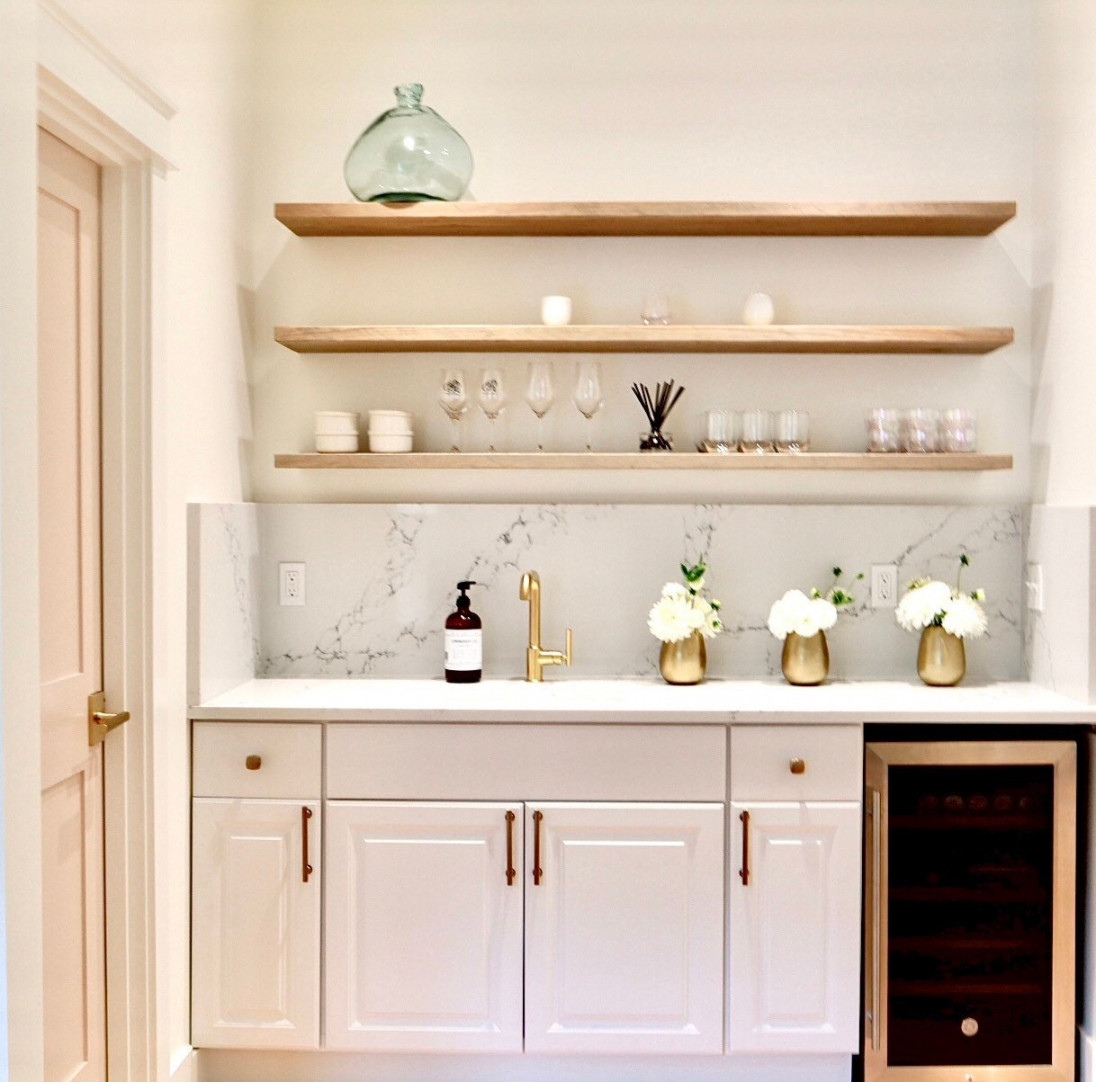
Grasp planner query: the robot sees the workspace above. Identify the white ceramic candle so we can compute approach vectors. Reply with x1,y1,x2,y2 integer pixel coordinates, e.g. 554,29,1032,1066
742,292,776,326
540,295,572,326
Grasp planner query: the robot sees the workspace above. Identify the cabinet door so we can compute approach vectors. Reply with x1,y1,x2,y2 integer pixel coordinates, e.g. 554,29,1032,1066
728,801,861,1053
191,799,320,1049
325,801,523,1052
524,802,724,1054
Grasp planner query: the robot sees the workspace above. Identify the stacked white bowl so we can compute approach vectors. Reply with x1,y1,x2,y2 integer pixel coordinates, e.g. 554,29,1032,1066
314,411,359,453
368,410,414,453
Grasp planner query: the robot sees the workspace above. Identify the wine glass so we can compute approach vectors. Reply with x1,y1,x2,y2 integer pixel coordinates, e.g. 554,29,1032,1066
476,367,506,452
525,361,555,451
573,360,603,452
438,368,467,452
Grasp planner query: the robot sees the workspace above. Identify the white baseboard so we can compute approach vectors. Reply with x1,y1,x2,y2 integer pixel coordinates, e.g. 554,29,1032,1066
1082,1029,1095,1082
170,1046,197,1082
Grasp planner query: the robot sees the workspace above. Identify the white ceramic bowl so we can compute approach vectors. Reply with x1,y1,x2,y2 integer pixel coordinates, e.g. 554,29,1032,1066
367,410,413,435
368,431,413,453
315,433,359,453
314,410,359,435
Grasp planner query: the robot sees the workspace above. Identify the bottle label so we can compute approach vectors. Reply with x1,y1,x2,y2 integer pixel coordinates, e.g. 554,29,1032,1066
445,629,482,671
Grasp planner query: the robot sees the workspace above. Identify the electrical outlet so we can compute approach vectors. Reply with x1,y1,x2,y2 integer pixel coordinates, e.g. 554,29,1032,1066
279,562,306,606
871,564,899,609
1025,562,1044,613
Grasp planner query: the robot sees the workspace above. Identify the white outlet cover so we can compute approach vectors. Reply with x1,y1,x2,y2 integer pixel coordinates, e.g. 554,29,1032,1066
1024,562,1044,613
870,564,899,609
279,562,306,606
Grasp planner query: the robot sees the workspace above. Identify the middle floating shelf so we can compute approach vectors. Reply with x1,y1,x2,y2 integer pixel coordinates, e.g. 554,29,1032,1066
274,324,1014,356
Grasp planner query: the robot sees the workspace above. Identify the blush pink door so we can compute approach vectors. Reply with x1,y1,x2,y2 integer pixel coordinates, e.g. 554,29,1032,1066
38,127,107,1082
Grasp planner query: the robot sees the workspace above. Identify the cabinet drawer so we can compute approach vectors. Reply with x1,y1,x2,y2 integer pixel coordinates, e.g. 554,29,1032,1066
193,722,322,798
730,725,861,801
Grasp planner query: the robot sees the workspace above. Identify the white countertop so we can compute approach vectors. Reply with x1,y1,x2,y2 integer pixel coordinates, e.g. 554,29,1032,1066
190,677,1096,725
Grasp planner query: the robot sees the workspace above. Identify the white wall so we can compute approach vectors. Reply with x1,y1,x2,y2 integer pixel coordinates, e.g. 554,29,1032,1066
248,0,1035,506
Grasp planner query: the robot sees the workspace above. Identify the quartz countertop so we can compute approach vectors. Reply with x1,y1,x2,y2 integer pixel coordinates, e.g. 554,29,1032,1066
189,678,1096,725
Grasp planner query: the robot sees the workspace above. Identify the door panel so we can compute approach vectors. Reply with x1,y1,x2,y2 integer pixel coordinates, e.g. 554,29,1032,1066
325,801,524,1052
38,127,105,1082
524,802,724,1054
191,799,320,1049
728,801,861,1053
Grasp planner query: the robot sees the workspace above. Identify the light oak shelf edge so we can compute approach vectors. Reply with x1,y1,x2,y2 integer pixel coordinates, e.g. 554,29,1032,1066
274,325,1014,356
275,201,1017,237
274,452,1013,472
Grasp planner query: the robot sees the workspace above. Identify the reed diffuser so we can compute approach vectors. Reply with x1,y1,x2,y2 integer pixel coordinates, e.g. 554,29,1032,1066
632,380,685,452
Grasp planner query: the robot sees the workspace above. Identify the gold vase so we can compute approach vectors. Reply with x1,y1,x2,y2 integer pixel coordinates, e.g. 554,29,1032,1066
659,631,707,685
781,630,829,686
917,625,966,686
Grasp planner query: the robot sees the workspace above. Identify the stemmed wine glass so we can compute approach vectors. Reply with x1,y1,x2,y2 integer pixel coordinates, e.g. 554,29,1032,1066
438,368,467,452
476,367,506,452
573,360,604,452
525,361,555,452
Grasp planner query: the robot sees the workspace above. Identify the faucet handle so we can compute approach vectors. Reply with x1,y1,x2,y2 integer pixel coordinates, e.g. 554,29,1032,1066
562,628,572,667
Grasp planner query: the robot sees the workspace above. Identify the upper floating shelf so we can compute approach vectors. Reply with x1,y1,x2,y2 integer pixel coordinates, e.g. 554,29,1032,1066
274,324,1014,356
275,201,1017,238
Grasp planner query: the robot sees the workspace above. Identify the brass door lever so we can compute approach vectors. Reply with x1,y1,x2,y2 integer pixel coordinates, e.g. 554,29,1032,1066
88,690,130,747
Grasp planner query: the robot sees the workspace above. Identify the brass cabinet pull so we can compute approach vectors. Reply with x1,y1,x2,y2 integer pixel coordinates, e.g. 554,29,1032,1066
739,810,750,885
302,806,314,883
869,787,882,1050
505,810,516,885
245,754,262,771
533,809,544,885
790,758,806,774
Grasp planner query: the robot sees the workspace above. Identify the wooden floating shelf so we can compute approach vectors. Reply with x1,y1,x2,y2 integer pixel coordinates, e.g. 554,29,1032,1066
275,324,1014,356
274,452,1013,472
275,201,1016,238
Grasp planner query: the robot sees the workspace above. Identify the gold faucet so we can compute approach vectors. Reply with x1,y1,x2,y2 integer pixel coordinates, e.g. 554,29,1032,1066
519,571,572,682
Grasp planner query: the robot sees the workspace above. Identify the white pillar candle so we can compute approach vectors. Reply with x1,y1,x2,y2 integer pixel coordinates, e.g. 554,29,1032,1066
742,292,775,326
540,295,572,326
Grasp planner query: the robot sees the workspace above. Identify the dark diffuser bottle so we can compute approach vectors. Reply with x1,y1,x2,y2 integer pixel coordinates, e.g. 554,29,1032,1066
444,581,482,683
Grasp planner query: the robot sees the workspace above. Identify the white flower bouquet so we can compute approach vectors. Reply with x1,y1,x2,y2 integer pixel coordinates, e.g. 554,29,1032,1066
647,562,723,643
895,554,988,640
767,568,860,640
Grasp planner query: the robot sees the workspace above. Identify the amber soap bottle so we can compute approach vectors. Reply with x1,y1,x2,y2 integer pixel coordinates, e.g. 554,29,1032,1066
444,580,482,683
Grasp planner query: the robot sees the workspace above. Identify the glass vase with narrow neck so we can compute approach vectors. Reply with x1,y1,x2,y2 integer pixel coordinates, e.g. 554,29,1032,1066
344,83,473,203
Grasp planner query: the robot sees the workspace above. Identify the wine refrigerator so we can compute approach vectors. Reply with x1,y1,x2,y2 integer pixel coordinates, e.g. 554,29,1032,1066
864,740,1076,1082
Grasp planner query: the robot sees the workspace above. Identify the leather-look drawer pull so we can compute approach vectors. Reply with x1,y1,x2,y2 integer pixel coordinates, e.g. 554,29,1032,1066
790,758,806,774
245,754,262,771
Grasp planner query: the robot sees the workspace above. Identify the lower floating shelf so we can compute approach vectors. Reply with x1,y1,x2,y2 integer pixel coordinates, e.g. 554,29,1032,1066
274,452,1012,471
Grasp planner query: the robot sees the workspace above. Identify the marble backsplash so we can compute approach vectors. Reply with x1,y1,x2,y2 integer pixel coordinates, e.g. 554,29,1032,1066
190,503,1026,696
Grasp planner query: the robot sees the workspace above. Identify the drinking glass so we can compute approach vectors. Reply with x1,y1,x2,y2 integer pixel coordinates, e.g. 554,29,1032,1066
900,408,939,453
476,367,506,452
525,361,555,451
697,409,739,453
573,360,604,452
866,408,901,453
775,410,810,453
941,408,977,453
641,293,671,325
438,368,467,452
740,409,773,453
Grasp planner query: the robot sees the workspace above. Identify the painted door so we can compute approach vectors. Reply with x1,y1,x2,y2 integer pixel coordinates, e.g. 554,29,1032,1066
524,802,724,1054
191,799,321,1048
325,801,524,1052
38,127,107,1082
728,801,861,1053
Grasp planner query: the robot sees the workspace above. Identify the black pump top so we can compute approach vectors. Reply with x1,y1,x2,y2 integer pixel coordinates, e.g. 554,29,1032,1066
455,580,477,609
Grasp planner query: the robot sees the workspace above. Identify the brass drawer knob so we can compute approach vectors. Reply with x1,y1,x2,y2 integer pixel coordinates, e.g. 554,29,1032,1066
790,758,806,775
245,754,262,771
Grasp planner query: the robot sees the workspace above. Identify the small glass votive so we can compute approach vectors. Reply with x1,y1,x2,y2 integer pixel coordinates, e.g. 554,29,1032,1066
540,295,572,326
866,408,901,453
697,409,739,453
940,409,977,453
740,409,773,453
900,409,940,453
775,410,810,453
641,293,671,325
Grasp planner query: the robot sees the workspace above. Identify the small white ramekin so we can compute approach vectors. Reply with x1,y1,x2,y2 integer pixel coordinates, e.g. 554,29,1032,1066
315,433,360,453
314,411,360,435
368,431,413,453
367,410,413,435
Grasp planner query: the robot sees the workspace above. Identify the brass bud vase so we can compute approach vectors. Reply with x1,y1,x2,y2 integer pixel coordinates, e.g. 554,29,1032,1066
781,630,829,686
659,631,707,685
917,625,966,686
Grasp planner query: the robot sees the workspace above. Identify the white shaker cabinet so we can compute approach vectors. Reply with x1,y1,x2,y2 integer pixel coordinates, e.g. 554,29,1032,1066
191,799,321,1048
728,801,861,1053
324,801,525,1052
524,802,725,1055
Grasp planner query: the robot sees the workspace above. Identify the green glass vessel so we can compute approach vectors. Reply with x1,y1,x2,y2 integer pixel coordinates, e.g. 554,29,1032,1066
344,83,473,203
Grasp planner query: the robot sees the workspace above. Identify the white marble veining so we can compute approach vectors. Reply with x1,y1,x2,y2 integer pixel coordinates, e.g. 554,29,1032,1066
191,677,1096,725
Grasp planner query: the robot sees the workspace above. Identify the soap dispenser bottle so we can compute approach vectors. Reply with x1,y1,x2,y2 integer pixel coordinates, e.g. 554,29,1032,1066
445,581,482,683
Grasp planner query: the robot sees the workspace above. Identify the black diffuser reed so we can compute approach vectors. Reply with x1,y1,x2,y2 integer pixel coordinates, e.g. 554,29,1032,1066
632,380,685,451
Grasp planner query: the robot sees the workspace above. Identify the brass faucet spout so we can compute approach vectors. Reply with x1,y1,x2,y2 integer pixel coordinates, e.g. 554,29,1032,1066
520,571,541,649
519,570,571,682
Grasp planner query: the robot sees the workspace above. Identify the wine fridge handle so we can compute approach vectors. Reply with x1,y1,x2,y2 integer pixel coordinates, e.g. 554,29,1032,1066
869,786,882,1051
533,809,544,885
739,810,750,886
